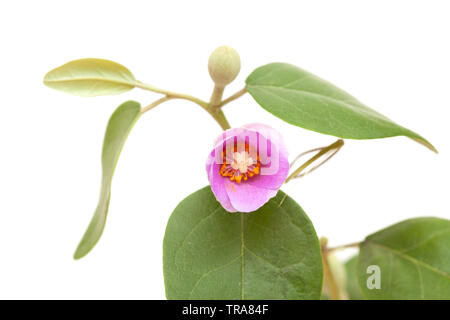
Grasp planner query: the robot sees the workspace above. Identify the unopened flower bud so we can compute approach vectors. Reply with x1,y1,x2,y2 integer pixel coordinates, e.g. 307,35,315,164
208,46,241,87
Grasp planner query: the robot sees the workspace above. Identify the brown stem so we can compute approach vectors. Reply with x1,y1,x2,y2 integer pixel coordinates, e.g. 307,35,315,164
321,243,341,300
326,242,360,253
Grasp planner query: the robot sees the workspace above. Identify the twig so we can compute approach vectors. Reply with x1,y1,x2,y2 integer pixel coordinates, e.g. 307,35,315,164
218,88,247,107
326,242,360,253
285,139,344,183
140,96,174,114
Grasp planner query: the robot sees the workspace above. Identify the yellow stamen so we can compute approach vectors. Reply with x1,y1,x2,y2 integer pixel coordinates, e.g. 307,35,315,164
219,150,261,183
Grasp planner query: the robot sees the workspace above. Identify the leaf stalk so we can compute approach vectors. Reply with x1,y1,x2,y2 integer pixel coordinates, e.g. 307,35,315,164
286,139,344,183
136,80,235,130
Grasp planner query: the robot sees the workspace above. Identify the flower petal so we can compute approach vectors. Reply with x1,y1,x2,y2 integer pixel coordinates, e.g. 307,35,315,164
208,162,236,212
225,181,277,212
206,123,289,213
212,127,252,148
247,154,290,190
243,123,289,159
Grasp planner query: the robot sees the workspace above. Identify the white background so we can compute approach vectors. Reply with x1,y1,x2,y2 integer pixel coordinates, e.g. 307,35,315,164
0,0,449,299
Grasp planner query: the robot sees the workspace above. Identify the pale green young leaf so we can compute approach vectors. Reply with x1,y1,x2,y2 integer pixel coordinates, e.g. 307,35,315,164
74,101,141,259
44,58,136,96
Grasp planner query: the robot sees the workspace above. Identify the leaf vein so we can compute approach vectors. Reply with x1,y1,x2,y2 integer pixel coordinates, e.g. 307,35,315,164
367,241,450,280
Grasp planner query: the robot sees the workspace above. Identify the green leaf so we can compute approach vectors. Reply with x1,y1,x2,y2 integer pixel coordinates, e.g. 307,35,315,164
246,63,436,152
74,101,141,259
358,217,450,299
44,58,136,96
163,187,323,299
345,255,365,300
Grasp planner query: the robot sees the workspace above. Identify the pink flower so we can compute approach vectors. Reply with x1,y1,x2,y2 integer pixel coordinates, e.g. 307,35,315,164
206,123,289,212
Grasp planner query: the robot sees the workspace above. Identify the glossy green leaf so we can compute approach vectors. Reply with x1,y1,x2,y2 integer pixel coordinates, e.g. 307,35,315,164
345,255,365,300
358,217,450,299
44,58,136,96
74,101,141,259
163,187,323,299
246,63,436,152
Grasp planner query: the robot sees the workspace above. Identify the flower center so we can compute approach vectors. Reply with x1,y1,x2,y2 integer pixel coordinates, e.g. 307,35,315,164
219,150,261,183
